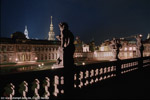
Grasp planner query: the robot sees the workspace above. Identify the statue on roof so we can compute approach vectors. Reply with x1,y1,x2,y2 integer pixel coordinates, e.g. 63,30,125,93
134,34,144,57
110,38,122,60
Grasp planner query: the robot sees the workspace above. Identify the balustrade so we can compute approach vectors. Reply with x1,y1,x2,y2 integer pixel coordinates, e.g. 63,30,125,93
1,56,150,99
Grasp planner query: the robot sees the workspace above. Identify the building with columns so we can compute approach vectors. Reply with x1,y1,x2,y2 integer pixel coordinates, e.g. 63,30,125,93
48,16,55,40
0,32,60,64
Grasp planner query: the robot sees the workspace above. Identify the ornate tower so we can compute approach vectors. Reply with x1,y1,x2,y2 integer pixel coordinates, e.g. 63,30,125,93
48,16,55,40
24,26,29,39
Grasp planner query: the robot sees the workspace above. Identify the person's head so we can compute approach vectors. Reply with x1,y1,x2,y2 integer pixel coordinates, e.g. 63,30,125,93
59,22,69,30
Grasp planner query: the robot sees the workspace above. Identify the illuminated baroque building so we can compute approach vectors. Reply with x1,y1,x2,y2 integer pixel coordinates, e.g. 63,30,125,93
48,16,55,40
0,32,60,64
74,37,83,57
1,32,149,64
73,35,150,61
96,36,150,60
96,38,137,60
82,44,89,52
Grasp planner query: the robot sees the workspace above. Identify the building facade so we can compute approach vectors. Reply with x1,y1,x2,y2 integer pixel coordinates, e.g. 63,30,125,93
0,37,60,64
143,38,150,57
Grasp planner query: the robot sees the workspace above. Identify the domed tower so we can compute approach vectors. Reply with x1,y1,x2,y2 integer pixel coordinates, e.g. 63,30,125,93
48,16,55,40
24,26,29,39
11,31,26,39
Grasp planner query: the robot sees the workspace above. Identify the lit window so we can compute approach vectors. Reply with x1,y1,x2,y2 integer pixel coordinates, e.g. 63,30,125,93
133,47,136,51
124,53,127,57
129,53,132,56
124,47,127,51
100,47,104,51
129,47,132,51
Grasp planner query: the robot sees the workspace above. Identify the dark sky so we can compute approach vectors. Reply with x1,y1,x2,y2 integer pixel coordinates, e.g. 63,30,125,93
1,0,150,45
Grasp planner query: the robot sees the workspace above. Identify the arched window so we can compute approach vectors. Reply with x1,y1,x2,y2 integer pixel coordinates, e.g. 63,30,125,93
55,53,57,59
45,54,47,60
52,53,54,59
51,48,53,51
41,54,43,60
49,53,51,59
3,55,7,62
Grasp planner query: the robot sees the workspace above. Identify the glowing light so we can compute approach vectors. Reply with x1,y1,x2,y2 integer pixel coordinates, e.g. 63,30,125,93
51,66,55,69
139,34,142,37
82,62,85,65
41,63,44,66
38,64,41,67
35,57,38,60
16,58,18,61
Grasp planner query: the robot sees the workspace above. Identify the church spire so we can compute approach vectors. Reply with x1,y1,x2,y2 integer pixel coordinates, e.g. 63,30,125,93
24,25,29,39
48,16,55,40
50,16,53,26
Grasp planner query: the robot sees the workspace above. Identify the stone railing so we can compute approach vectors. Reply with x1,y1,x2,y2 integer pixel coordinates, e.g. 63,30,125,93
0,56,150,99
0,69,64,100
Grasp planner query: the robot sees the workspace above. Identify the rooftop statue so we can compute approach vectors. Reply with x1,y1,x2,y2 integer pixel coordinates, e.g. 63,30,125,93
134,35,144,57
110,38,122,60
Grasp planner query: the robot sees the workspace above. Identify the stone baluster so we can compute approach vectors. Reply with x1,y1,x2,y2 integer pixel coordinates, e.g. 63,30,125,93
32,79,40,99
19,81,28,99
4,83,15,100
53,76,59,97
60,76,64,94
43,77,50,98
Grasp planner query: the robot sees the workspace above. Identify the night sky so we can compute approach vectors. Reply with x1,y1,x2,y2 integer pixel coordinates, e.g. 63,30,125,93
1,0,150,45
